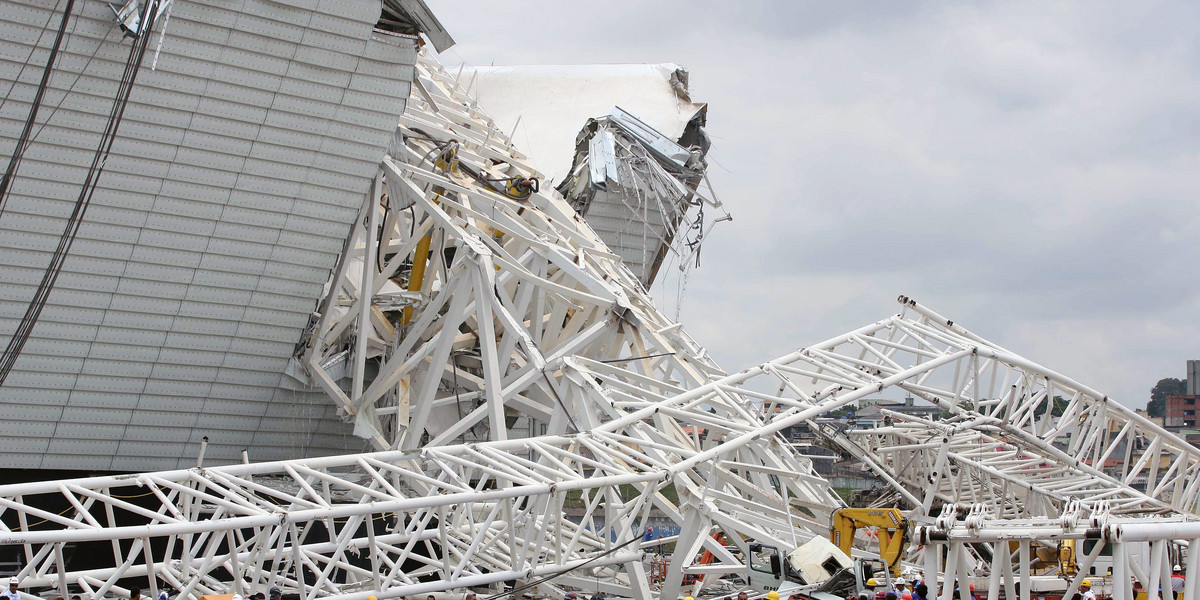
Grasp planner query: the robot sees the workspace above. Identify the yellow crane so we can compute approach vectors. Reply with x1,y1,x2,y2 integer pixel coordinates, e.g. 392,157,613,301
830,508,908,577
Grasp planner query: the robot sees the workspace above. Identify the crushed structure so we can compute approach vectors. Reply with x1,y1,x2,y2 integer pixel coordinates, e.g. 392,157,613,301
3,4,1200,600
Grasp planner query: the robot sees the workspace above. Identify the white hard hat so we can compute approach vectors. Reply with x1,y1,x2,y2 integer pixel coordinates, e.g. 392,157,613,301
8,578,17,586
897,579,907,586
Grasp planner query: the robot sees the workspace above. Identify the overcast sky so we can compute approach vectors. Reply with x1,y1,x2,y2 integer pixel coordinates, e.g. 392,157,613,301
426,0,1199,409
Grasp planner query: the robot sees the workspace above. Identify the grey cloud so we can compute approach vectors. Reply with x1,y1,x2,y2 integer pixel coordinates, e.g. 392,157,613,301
429,0,1200,407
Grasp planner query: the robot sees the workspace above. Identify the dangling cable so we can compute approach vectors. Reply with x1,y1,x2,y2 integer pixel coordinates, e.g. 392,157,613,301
0,0,78,219
0,0,162,387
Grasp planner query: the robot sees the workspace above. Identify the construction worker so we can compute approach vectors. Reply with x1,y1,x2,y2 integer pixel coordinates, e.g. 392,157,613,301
738,593,749,600
3,579,19,600
894,578,909,597
1173,565,1186,600
1079,579,1095,600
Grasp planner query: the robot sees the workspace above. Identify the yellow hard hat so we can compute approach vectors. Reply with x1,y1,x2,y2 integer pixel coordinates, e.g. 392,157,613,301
367,596,377,600
1081,579,1091,588
867,579,878,587
685,597,695,600
767,591,780,600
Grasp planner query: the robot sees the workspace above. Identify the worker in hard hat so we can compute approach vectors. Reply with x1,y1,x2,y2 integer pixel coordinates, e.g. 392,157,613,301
1172,565,1186,600
1079,579,1096,600
3,578,20,600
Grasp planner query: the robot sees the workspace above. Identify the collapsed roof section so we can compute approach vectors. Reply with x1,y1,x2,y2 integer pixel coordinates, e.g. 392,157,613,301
556,107,711,287
458,63,717,289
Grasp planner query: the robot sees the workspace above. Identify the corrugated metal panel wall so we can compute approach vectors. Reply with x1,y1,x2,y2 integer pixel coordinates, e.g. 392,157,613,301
0,0,417,471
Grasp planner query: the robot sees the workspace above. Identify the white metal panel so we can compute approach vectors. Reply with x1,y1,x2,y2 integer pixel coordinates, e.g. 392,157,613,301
0,0,418,470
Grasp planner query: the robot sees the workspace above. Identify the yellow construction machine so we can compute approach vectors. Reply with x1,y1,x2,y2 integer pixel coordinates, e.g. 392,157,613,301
830,508,908,577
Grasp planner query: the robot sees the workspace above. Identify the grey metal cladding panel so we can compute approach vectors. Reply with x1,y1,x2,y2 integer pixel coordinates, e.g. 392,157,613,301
105,293,182,316
149,195,225,221
0,436,51,455
240,156,309,182
163,331,235,353
165,315,239,337
91,324,167,347
64,391,138,411
19,337,91,358
39,452,114,471
4,354,85,375
149,364,220,383
310,137,385,165
164,162,242,190
142,378,211,398
233,172,303,198
0,399,67,420
296,180,361,208
158,179,235,207
182,128,257,157
44,438,120,457
129,245,203,270
267,93,337,121
225,28,294,60
156,346,229,368
227,190,294,219
84,342,160,363
240,306,308,329
181,283,252,306
230,9,306,43
58,405,134,426
253,275,322,299
208,382,275,402
228,337,295,359
248,139,317,167
187,112,264,141
89,187,157,214
215,367,284,388
116,261,197,285
195,411,264,432
127,409,201,429
233,320,302,343
133,395,208,415
212,221,282,246
276,230,345,254
112,440,190,458
197,252,266,276
190,269,259,293
110,456,188,472
174,146,248,174
80,357,154,379
290,198,359,227
176,299,248,323
72,373,149,394
278,217,352,246
259,260,330,284
137,228,211,254
49,422,126,441
81,203,151,230
118,99,200,130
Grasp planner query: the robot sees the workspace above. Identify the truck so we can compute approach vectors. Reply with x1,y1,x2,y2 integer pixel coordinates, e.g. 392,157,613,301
745,508,909,600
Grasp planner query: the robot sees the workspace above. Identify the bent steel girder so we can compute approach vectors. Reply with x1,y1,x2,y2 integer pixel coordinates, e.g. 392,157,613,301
0,351,858,600
303,49,722,455
790,297,1200,518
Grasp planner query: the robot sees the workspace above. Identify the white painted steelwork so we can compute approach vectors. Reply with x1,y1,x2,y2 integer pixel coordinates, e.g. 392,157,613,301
806,297,1200,518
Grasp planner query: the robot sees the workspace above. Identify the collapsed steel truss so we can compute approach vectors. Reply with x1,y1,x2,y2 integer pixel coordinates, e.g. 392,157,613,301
811,298,1200,519
4,43,1200,600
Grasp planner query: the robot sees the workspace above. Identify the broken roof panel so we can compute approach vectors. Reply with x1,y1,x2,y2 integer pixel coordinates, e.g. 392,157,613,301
459,64,707,182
